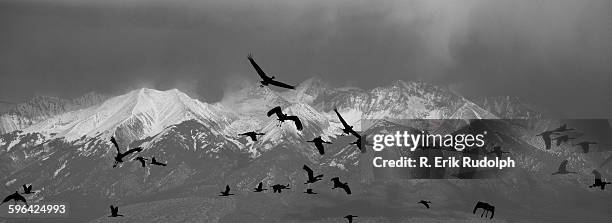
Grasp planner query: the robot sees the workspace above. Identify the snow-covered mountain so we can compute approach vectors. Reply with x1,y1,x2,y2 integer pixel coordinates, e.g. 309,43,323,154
0,92,108,134
4,89,229,142
0,79,610,222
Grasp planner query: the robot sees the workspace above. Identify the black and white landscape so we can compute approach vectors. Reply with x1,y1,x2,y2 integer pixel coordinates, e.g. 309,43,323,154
1,0,611,222
0,79,611,222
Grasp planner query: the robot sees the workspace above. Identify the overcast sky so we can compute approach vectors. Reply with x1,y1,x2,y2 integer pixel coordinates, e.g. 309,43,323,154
0,0,610,117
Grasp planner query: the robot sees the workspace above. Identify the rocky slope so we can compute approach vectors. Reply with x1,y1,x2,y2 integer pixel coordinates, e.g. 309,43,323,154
0,80,610,223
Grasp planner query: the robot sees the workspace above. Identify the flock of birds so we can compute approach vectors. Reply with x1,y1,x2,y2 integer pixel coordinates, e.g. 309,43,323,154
1,55,610,222
107,55,368,221
537,124,611,190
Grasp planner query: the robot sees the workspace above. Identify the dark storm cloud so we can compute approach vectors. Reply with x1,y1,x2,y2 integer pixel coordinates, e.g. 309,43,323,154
0,0,610,116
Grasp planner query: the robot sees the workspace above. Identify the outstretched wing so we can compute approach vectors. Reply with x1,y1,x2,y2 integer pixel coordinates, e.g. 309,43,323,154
247,54,271,80
331,177,340,184
14,193,26,203
315,143,325,155
267,106,282,117
22,184,28,192
109,205,114,214
225,185,231,193
558,160,569,172
286,116,303,130
268,79,295,90
110,136,121,153
348,129,361,138
593,169,602,180
472,202,482,214
2,194,13,203
123,147,142,156
334,108,350,128
303,165,314,179
341,184,352,194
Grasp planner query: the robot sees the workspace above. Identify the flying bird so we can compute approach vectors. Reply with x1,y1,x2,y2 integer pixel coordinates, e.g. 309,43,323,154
219,185,235,196
552,160,577,175
417,200,431,209
307,136,332,155
488,146,510,158
472,201,495,219
589,169,611,190
150,157,167,166
110,136,142,168
108,205,123,217
303,165,324,184
552,124,575,133
239,131,265,141
0,191,27,206
21,184,34,194
247,54,295,90
575,141,597,153
133,157,148,167
536,130,559,150
553,135,577,147
344,215,358,223
350,135,372,153
253,182,267,192
271,184,291,193
334,108,360,137
331,177,351,194
267,106,303,131
304,189,317,195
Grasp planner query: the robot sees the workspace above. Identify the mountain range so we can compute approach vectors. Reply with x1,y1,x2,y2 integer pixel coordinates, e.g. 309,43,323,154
0,78,610,223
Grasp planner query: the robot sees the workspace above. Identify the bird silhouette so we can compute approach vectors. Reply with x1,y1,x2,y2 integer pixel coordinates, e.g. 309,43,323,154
472,201,495,219
536,131,559,150
219,185,235,196
271,184,291,193
488,146,510,158
267,106,303,131
552,124,575,133
589,169,611,190
344,215,358,223
304,189,317,195
575,141,597,153
552,160,577,175
334,108,360,137
331,177,351,194
417,200,431,209
303,165,324,184
108,205,123,217
0,191,27,206
133,157,148,167
110,136,142,168
253,182,267,192
239,131,265,141
350,134,373,153
307,136,331,155
247,54,295,90
21,184,34,194
553,135,577,146
150,157,167,166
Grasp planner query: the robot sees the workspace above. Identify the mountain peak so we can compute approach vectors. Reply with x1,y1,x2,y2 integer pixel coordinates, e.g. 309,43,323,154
18,88,225,141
